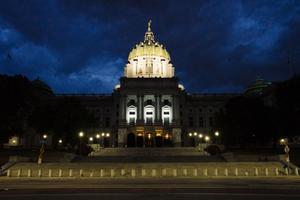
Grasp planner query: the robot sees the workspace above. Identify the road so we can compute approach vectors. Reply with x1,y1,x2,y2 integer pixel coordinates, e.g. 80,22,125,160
1,177,300,199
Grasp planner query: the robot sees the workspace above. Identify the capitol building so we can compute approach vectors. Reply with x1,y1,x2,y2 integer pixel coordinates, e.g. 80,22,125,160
57,21,237,148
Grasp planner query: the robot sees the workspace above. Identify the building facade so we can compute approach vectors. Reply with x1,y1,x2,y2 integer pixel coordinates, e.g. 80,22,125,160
58,22,237,148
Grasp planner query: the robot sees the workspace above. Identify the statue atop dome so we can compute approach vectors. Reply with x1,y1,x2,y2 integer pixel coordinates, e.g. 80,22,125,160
148,20,152,32
144,19,155,44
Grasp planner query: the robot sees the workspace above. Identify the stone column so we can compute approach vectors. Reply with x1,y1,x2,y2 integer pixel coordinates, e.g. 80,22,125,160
172,95,180,125
155,95,159,123
137,94,141,121
141,95,144,123
120,96,124,121
174,95,180,123
172,95,176,124
121,95,127,125
158,95,162,122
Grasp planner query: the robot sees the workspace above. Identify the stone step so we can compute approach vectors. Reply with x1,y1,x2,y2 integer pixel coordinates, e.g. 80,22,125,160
73,155,224,163
92,147,209,157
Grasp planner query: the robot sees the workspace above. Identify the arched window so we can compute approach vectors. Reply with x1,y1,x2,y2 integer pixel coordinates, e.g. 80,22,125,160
162,105,172,125
144,105,155,124
126,105,137,124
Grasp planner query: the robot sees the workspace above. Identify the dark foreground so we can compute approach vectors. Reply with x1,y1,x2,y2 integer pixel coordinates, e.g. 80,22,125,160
1,178,300,200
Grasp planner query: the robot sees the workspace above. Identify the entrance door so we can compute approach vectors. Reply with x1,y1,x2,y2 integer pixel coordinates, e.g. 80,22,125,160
127,133,136,147
163,134,172,147
155,136,163,147
145,133,153,147
136,135,144,147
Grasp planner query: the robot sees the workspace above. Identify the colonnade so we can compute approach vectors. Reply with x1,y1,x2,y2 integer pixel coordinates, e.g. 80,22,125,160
119,94,180,125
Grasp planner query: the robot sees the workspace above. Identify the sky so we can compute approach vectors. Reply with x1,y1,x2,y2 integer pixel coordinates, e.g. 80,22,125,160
0,0,300,94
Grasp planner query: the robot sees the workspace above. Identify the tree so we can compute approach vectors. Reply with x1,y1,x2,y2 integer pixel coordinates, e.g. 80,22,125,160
215,96,273,146
0,75,37,144
29,97,97,147
275,74,300,138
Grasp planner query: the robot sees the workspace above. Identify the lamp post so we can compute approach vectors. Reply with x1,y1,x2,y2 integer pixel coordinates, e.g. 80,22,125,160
78,131,84,156
189,132,203,147
106,133,110,147
96,134,101,150
100,132,105,147
204,135,210,144
280,138,290,174
214,131,220,144
89,137,94,143
188,132,196,147
197,133,204,151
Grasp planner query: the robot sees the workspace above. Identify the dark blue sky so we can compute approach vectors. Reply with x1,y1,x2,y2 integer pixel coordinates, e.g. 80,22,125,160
0,0,300,94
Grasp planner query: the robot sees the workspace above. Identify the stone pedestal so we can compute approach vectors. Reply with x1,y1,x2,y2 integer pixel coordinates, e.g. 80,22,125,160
117,128,127,147
172,128,182,147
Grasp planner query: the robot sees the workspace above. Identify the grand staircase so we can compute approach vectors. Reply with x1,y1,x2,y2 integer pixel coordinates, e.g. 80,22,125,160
73,147,225,163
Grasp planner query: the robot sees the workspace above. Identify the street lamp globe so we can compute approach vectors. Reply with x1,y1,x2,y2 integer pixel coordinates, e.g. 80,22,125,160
106,133,110,137
101,132,105,137
193,132,197,136
188,133,192,137
58,139,62,144
89,137,94,142
204,136,210,142
280,138,288,145
79,131,84,138
43,134,48,139
214,131,219,137
198,134,203,138
96,134,100,139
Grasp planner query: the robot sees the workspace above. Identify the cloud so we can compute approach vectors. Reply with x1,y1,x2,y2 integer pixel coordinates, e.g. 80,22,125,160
0,0,300,93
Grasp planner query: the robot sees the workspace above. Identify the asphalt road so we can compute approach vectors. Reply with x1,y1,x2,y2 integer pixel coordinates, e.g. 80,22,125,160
1,177,300,199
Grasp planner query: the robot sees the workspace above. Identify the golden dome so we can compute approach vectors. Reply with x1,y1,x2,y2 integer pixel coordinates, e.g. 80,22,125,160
128,20,171,61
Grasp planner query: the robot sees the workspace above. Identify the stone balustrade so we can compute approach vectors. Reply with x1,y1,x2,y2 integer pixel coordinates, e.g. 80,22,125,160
6,166,299,178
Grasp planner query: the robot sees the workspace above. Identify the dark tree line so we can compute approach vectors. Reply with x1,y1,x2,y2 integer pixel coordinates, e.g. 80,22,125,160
0,75,37,144
215,74,300,147
29,98,97,146
0,74,96,146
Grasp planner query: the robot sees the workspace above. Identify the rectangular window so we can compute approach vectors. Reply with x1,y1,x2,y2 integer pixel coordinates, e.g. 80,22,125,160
163,112,169,115
129,112,135,115
189,117,194,127
199,117,204,127
164,117,169,124
146,112,152,115
105,117,110,127
129,118,135,124
209,117,213,127
146,117,152,124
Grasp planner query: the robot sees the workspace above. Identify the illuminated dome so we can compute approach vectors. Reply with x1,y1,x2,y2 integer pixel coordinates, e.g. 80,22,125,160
125,20,174,78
